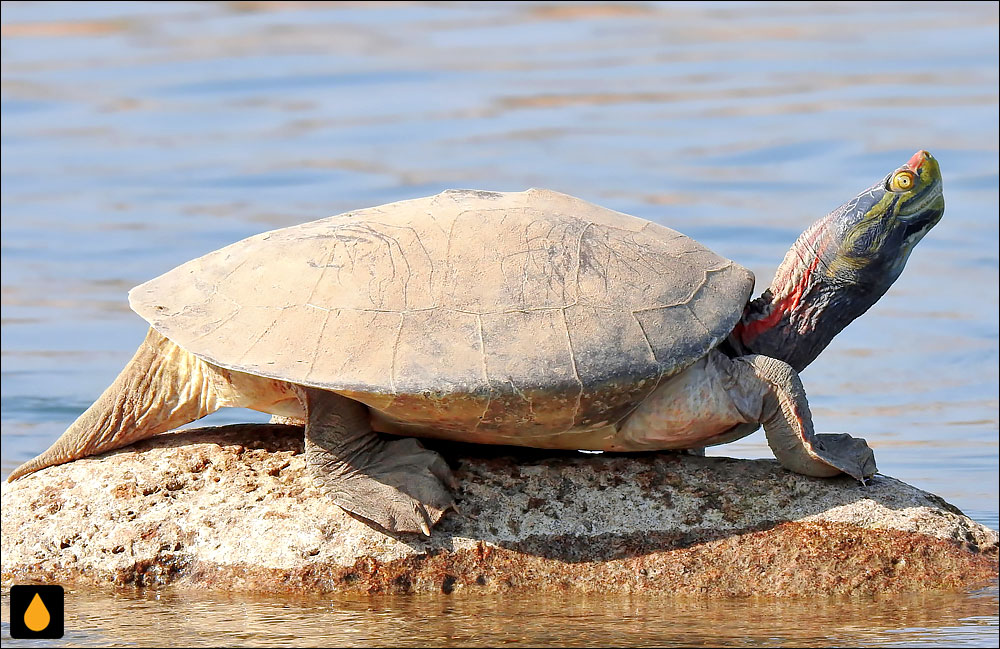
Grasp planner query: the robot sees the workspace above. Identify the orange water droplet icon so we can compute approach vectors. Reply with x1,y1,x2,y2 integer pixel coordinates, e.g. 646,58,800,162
24,592,51,632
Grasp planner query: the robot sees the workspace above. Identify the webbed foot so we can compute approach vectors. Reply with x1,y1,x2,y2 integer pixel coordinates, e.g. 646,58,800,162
811,432,877,482
300,387,456,535
308,435,456,535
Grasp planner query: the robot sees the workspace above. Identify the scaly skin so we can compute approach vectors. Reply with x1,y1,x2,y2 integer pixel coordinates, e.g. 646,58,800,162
6,329,300,481
733,150,944,371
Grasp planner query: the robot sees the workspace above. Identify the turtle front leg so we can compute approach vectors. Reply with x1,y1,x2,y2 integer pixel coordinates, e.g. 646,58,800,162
298,387,456,535
619,350,875,481
725,355,877,481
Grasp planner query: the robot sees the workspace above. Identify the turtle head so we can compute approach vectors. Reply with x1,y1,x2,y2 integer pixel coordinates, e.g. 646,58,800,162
733,150,944,371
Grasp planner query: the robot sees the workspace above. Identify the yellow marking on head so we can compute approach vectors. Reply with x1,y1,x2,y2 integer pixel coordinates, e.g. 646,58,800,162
826,191,897,276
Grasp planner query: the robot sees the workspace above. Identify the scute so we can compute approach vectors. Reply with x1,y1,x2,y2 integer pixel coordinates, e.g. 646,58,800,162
130,189,754,432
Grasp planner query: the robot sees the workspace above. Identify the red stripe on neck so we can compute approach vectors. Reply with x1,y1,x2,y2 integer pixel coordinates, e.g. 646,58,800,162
736,226,830,347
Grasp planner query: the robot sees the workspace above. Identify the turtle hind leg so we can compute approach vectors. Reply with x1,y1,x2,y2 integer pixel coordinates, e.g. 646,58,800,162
7,328,224,482
300,387,456,535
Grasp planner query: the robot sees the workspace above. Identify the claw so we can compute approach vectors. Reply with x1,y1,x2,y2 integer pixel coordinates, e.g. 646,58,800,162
416,503,433,537
858,472,880,487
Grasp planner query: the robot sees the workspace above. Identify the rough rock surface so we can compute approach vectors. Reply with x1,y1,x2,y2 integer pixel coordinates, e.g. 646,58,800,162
2,424,996,596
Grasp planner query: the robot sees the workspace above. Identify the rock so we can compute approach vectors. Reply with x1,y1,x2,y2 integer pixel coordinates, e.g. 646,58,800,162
2,424,996,596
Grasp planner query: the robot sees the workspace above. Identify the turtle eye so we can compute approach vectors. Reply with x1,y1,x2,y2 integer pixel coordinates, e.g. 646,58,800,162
889,170,916,192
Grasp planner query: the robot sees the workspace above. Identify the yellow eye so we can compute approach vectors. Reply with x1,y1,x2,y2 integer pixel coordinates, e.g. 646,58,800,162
890,170,915,192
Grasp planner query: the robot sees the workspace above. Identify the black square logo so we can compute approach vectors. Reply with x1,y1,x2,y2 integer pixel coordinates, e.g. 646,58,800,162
9,585,64,639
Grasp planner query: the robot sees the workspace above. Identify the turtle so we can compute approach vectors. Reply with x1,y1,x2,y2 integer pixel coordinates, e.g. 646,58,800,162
8,150,944,536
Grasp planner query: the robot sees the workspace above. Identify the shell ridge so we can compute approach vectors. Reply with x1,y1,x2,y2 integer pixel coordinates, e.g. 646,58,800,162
388,312,404,397
216,256,252,287
354,223,402,309
681,302,714,338
631,309,659,363
236,311,282,366
353,220,436,311
304,244,337,308
305,308,335,383
507,377,536,420
474,313,491,432
562,306,585,428
573,221,596,307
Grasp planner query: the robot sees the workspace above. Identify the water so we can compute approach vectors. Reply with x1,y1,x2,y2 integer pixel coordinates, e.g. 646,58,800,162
1,1,997,645
1,587,998,648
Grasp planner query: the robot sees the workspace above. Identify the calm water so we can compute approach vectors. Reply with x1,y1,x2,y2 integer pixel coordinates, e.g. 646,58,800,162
1,1,997,646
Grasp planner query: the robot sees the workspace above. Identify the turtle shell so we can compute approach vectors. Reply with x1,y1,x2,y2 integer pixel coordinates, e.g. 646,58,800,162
130,189,754,440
